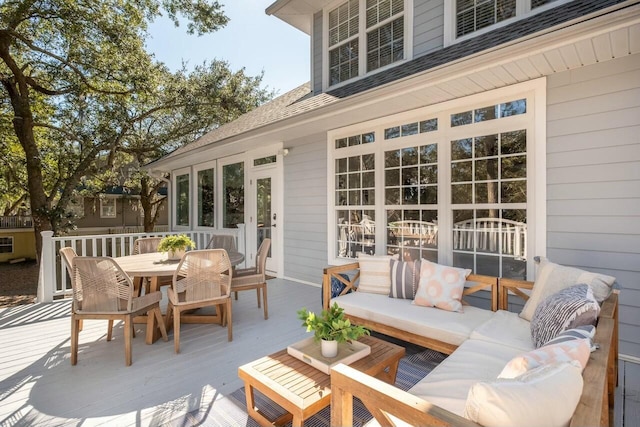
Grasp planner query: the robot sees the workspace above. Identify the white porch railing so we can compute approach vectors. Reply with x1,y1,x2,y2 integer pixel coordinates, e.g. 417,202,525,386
37,225,246,303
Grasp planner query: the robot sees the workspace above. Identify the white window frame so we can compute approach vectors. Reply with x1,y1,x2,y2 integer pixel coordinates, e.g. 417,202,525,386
172,167,191,230
327,79,546,280
0,236,14,254
218,153,247,230
99,197,117,218
193,160,217,230
443,0,573,46
322,0,414,91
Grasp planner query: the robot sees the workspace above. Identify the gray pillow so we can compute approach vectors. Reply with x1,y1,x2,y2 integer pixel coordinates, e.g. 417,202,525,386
389,259,420,299
530,284,600,348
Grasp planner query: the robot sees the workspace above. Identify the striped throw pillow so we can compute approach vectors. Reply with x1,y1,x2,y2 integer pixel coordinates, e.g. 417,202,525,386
357,253,392,295
544,325,597,351
389,259,420,299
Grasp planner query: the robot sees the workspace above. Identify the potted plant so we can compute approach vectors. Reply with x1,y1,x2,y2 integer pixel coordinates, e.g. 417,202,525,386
157,234,196,260
297,302,369,358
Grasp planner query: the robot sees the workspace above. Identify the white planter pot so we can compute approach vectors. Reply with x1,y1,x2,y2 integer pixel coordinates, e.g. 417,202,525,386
321,339,338,358
167,248,186,260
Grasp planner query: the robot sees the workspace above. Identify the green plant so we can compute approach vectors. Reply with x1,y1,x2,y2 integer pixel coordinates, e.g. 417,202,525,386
157,234,196,252
297,302,369,343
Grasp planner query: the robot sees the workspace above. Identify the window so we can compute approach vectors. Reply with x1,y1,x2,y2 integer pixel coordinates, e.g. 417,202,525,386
100,198,117,218
326,0,409,87
254,155,277,166
222,162,244,228
446,0,564,43
0,237,13,253
197,168,215,227
175,173,190,227
329,82,543,280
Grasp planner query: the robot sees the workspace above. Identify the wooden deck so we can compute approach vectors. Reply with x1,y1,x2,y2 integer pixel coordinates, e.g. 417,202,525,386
0,278,638,426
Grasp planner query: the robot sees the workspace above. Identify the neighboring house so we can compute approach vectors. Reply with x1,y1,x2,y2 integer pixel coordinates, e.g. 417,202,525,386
0,216,35,262
146,0,640,359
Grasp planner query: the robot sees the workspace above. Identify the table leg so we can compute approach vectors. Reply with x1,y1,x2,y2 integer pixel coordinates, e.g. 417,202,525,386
244,382,294,427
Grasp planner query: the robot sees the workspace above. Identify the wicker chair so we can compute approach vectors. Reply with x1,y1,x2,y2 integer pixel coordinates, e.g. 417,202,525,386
71,256,168,366
205,234,237,252
231,238,271,320
132,236,169,295
166,249,233,353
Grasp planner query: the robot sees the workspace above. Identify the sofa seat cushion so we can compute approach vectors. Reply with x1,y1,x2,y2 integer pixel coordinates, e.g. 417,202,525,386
332,292,494,347
470,310,534,351
408,339,523,417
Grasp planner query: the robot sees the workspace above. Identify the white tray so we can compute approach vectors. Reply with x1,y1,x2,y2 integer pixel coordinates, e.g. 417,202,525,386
286,337,371,375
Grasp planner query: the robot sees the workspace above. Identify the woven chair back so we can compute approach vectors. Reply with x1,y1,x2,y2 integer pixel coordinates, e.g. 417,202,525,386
133,237,162,255
73,257,134,313
256,238,271,275
173,249,231,303
205,234,237,252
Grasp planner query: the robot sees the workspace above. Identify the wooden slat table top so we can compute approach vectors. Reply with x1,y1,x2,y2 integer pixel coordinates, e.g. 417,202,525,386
238,335,405,411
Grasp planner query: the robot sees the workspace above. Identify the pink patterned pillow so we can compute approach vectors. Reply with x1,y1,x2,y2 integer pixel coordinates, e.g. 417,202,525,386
498,338,591,379
413,260,471,312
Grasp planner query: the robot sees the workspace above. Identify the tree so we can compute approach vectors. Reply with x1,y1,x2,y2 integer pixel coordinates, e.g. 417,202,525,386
0,0,245,259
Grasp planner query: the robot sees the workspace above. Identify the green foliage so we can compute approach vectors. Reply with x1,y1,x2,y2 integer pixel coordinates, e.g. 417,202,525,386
157,234,196,252
297,302,369,343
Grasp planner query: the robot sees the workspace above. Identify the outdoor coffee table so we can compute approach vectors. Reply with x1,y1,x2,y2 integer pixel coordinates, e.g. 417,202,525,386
237,335,405,427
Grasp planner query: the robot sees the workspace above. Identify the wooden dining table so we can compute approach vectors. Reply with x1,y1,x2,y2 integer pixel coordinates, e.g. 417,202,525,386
114,250,245,341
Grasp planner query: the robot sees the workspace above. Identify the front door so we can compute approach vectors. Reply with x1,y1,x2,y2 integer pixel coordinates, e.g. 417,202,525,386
250,168,279,274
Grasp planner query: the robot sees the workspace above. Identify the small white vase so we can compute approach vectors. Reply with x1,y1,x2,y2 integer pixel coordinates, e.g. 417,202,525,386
321,339,338,358
168,248,185,260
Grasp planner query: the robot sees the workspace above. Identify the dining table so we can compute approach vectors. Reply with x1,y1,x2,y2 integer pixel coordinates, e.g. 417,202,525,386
114,250,245,341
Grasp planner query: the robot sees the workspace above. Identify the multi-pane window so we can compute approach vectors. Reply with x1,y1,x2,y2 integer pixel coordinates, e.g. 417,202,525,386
327,0,406,87
222,162,244,228
100,198,117,218
385,143,438,262
0,237,13,253
176,173,190,226
197,168,214,227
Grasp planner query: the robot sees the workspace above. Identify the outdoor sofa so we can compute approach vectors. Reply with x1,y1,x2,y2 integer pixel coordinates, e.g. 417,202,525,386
322,256,618,427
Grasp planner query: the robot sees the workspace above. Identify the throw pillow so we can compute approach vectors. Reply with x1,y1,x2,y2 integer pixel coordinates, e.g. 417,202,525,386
530,284,600,348
545,325,597,351
321,273,352,305
389,258,420,299
464,362,584,427
413,260,471,312
520,257,615,321
498,338,591,379
356,253,393,295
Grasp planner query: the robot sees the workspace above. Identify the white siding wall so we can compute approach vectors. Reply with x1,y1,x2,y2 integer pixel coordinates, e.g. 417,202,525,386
413,0,444,57
547,53,640,358
283,133,328,284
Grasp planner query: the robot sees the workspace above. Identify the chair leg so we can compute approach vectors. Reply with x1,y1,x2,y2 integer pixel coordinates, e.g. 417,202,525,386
124,316,132,366
71,315,80,365
107,320,114,341
262,285,268,320
234,291,238,300
154,307,168,342
173,306,181,353
226,299,233,342
256,288,261,308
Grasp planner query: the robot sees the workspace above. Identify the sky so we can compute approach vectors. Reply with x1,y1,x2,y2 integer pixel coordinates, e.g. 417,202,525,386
145,1,310,96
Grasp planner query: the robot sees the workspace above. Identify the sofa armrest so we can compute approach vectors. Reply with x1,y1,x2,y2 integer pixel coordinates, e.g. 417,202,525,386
498,278,534,310
464,274,499,311
331,363,479,427
323,263,360,310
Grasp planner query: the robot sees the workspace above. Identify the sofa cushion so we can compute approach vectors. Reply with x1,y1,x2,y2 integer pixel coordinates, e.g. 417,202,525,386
408,339,523,417
520,257,615,321
389,258,420,300
332,292,494,347
530,284,600,348
464,362,584,427
413,260,471,312
545,325,596,350
357,253,393,295
470,310,534,352
498,338,591,379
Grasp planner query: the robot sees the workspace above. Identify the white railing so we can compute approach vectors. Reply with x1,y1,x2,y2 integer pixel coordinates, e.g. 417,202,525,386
0,216,33,229
37,225,246,302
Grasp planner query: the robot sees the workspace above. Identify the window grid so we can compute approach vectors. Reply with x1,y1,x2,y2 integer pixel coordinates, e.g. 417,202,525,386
384,118,438,140
0,237,13,254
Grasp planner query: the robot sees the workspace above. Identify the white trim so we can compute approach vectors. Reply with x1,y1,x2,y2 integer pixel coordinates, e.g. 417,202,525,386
620,354,640,365
217,153,247,230
172,166,191,230
193,160,217,230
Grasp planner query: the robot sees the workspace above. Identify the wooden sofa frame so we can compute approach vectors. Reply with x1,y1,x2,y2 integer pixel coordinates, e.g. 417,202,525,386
323,264,619,427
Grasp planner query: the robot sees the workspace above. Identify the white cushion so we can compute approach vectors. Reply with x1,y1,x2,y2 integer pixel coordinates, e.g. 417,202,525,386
470,310,534,352
520,257,615,321
407,339,523,416
332,292,494,347
357,253,393,295
464,362,584,427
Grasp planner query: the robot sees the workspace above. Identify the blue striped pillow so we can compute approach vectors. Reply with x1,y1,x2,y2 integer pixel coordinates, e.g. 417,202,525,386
389,259,420,299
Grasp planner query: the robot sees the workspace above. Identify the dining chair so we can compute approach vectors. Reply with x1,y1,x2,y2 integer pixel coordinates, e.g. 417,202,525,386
132,236,170,295
205,234,237,252
71,256,168,366
166,249,233,353
231,238,271,320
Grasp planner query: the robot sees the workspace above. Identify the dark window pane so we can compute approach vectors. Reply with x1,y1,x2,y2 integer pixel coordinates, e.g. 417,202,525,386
386,150,400,167
420,118,438,133
501,180,526,203
500,99,526,117
475,159,498,181
385,168,400,186
402,147,418,165
420,144,437,164
420,186,437,204
475,105,498,122
420,165,437,184
475,134,498,157
386,187,400,204
501,155,527,179
501,130,526,154
452,183,473,204
401,122,419,136
451,161,472,182
451,111,473,127
385,126,400,139
475,182,499,204
451,138,473,160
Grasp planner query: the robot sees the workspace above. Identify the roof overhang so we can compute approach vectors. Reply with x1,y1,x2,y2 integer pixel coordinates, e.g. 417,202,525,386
266,0,333,34
150,1,640,172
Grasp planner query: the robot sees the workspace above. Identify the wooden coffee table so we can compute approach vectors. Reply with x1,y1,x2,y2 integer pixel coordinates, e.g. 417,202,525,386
238,335,405,427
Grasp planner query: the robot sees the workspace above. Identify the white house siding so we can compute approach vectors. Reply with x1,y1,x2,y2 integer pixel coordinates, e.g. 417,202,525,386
312,11,323,95
413,0,444,57
283,132,328,285
546,53,640,358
